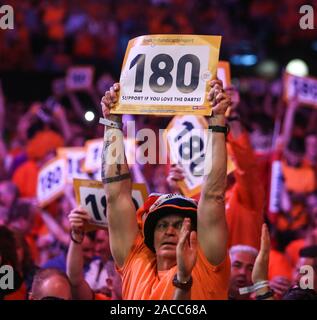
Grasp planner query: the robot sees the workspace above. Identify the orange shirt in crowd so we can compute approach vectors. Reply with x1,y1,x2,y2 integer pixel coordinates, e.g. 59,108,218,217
225,132,265,250
281,160,316,194
268,249,293,281
118,233,230,300
12,129,64,198
12,160,38,198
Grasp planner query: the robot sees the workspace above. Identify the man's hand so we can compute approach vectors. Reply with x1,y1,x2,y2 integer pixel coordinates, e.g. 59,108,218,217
269,276,291,296
68,206,91,234
176,218,197,282
167,164,184,194
252,224,270,284
100,82,122,122
207,79,231,119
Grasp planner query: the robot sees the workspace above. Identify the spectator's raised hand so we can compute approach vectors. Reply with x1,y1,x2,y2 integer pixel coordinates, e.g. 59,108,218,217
269,276,291,297
100,83,121,121
252,224,270,284
207,79,231,117
68,206,91,234
176,218,197,283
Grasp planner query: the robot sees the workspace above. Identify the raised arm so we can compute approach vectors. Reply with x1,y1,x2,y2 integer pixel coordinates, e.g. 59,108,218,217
197,80,230,266
280,98,298,151
66,207,94,300
252,224,274,300
173,217,197,300
100,83,138,268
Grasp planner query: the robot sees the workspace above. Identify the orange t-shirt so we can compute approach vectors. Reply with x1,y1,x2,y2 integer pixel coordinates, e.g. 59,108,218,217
12,160,39,198
225,132,265,250
268,249,293,281
117,233,230,300
281,161,316,193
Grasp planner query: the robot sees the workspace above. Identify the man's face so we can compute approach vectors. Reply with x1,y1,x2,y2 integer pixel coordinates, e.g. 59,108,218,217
229,251,256,299
94,230,111,263
153,214,184,260
82,236,95,265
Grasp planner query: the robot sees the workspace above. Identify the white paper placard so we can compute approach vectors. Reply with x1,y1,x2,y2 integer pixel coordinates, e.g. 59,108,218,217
164,115,208,197
57,147,89,183
113,34,222,115
66,66,94,91
73,179,148,228
82,139,103,173
37,157,68,207
284,73,317,108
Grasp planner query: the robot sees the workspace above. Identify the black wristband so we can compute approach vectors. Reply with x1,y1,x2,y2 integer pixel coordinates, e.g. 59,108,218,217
208,125,230,136
70,229,84,244
256,290,274,300
172,274,193,290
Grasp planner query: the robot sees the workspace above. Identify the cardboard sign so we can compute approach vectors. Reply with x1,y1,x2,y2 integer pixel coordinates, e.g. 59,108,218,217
37,157,68,207
82,139,103,173
164,115,235,197
73,179,148,228
217,61,231,89
164,115,208,197
113,34,222,116
82,136,136,175
66,66,94,91
284,73,317,109
57,147,89,183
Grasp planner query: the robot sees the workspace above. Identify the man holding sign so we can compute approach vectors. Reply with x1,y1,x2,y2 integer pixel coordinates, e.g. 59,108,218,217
99,79,231,300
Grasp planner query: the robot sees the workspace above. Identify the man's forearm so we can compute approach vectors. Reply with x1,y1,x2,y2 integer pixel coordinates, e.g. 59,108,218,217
173,288,191,300
102,121,132,201
66,239,85,286
66,238,94,300
201,115,227,201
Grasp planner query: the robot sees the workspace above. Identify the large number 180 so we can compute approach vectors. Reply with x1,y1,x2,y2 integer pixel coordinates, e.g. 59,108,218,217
129,54,200,94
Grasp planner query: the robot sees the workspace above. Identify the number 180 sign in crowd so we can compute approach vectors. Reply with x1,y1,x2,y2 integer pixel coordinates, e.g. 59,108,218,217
114,34,221,115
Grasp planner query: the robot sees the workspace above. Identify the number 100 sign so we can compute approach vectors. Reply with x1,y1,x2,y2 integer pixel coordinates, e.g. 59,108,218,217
113,34,222,116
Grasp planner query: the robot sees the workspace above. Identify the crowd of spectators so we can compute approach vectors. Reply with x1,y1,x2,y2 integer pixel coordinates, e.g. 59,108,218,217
1,0,317,300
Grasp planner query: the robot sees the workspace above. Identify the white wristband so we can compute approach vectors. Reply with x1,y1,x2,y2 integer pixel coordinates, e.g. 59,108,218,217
239,280,269,295
99,117,123,129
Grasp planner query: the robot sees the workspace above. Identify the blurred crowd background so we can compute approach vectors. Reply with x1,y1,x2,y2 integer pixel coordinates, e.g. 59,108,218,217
1,0,317,300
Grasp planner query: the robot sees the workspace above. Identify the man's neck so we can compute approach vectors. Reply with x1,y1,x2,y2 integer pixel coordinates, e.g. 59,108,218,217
156,255,176,271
